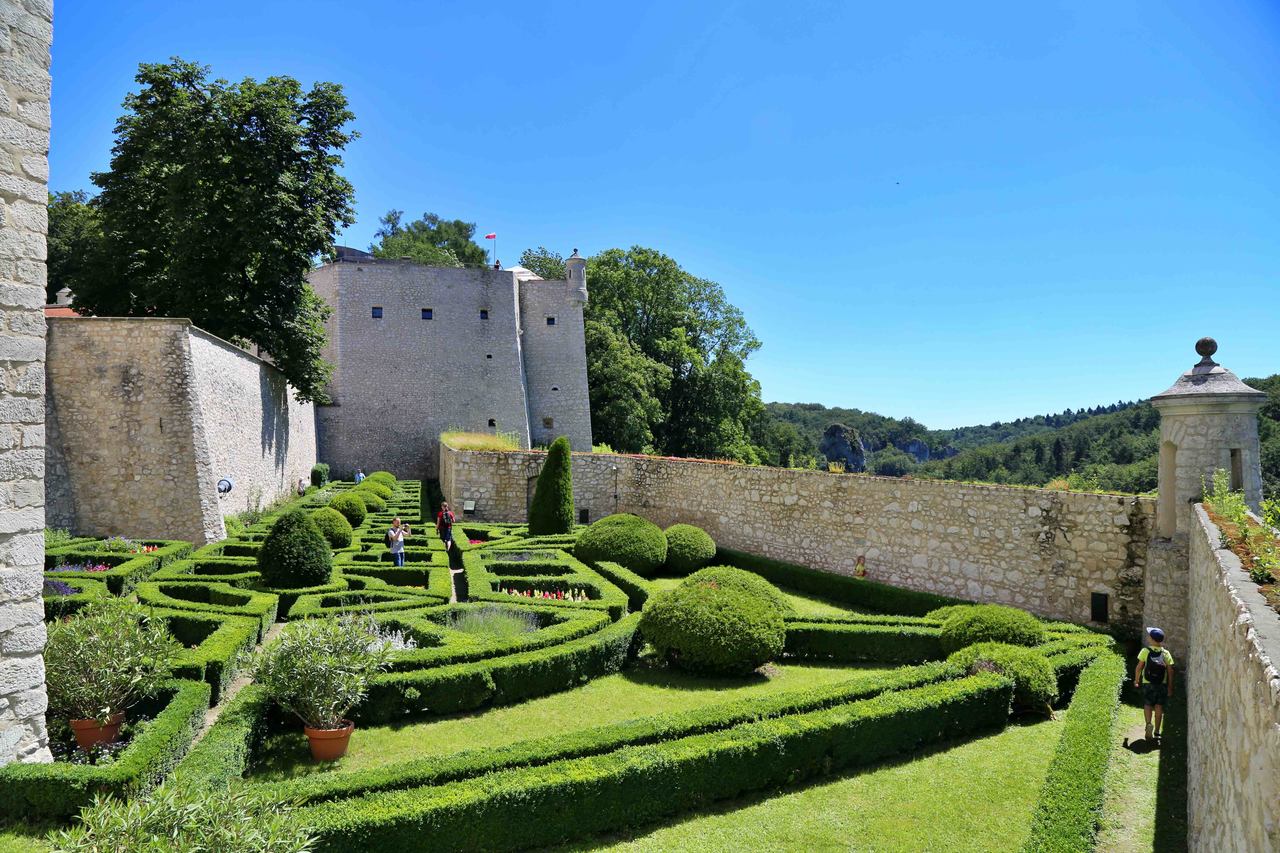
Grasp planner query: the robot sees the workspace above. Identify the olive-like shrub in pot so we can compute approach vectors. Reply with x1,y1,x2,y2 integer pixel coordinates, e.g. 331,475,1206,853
250,615,391,761
44,599,182,751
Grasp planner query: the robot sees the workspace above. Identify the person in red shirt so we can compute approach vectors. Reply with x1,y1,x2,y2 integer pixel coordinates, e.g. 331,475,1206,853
436,502,456,551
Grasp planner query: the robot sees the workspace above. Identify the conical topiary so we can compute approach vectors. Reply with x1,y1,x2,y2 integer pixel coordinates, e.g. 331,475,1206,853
258,509,333,588
528,436,574,535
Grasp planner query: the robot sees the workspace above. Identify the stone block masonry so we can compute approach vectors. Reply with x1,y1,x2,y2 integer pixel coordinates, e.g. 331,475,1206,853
0,0,52,765
1186,506,1280,852
45,318,316,545
441,444,1155,629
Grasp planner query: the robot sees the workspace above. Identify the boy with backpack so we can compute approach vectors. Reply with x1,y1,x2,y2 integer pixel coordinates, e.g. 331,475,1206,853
1134,626,1174,741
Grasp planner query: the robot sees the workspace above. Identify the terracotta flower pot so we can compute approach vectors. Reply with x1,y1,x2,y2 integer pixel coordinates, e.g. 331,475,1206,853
304,720,354,761
69,713,124,751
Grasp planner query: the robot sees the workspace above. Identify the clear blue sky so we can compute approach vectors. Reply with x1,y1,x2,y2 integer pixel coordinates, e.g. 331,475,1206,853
50,1,1280,428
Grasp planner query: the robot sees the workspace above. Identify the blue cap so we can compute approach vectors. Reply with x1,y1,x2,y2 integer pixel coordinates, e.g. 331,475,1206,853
1146,626,1164,642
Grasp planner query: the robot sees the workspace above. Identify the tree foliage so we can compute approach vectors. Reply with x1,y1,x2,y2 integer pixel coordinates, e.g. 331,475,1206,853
46,190,102,304
528,436,574,535
370,211,487,267
67,59,356,402
518,246,567,279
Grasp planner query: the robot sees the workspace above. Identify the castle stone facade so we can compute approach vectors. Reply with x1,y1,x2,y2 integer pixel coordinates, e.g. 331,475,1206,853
309,253,592,478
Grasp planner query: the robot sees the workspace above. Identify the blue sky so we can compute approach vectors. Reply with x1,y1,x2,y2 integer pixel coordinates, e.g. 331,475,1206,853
50,1,1280,428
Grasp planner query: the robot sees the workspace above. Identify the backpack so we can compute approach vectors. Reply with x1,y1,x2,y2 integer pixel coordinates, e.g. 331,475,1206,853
385,530,394,547
1145,649,1168,685
438,511,453,531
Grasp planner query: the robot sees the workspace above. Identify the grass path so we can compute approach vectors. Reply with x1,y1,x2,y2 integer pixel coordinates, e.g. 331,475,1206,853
548,716,1065,852
249,660,888,782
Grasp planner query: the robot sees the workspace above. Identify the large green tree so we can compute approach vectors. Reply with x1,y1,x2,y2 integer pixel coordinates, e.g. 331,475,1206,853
69,58,355,401
370,211,488,267
46,190,102,304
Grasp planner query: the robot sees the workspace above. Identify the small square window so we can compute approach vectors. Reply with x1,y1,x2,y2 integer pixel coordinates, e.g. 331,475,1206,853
421,308,433,320
542,417,554,429
578,508,590,525
487,418,497,428
480,309,489,320
371,306,383,319
546,316,556,326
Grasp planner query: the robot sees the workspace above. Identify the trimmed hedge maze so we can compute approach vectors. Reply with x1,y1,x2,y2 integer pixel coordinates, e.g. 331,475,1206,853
10,480,1133,852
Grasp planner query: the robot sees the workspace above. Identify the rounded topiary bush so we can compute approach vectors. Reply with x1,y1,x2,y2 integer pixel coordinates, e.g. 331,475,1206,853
947,642,1058,708
664,524,716,573
528,437,574,536
681,566,793,616
573,513,667,576
940,603,1045,654
258,509,333,588
641,580,785,676
354,481,393,502
328,492,367,528
366,471,397,489
924,604,973,624
353,488,387,513
310,506,354,549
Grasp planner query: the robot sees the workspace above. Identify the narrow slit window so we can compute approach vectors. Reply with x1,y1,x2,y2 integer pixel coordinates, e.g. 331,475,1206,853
1230,449,1244,491
480,309,489,320
578,508,590,524
1091,592,1109,623
371,306,383,319
421,308,433,320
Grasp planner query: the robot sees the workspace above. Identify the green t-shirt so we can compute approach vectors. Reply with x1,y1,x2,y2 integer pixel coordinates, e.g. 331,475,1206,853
1138,646,1174,684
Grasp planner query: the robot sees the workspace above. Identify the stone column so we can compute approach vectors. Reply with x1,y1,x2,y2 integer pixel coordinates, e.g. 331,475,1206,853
0,0,53,764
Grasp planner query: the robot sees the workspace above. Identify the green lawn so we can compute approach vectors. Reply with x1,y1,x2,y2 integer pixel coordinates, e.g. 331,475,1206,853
647,576,862,618
251,660,888,782
0,825,52,852
549,715,1065,852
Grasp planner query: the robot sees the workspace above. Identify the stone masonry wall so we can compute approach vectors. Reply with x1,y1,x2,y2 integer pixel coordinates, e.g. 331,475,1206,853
187,329,316,516
1186,505,1280,852
0,0,52,765
442,445,1155,628
518,277,592,452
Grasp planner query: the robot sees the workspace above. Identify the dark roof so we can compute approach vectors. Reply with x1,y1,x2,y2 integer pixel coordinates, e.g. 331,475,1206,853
334,246,374,262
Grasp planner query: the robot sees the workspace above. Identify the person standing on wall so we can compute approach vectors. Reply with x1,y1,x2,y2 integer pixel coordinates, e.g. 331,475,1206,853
386,517,410,567
436,501,456,552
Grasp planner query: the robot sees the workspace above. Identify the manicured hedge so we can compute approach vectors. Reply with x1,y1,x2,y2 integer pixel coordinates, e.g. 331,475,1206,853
150,557,261,587
641,581,785,675
311,463,330,487
310,506,355,549
717,547,968,615
45,539,192,595
174,683,273,791
527,436,574,535
939,604,1046,654
134,582,279,640
299,673,1013,851
574,513,667,576
591,560,652,612
948,642,1057,708
329,492,368,528
785,621,945,663
1021,651,1126,852
41,575,109,619
0,679,210,820
359,614,641,723
257,510,333,589
161,610,260,705
381,607,611,671
682,566,792,616
664,524,716,573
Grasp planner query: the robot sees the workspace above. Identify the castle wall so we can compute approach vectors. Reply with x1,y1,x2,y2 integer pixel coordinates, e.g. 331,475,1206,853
1186,505,1280,851
45,318,315,544
519,278,592,451
441,444,1154,628
0,0,53,765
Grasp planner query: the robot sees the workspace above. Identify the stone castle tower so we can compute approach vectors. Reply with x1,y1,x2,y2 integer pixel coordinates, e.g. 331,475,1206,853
308,252,593,478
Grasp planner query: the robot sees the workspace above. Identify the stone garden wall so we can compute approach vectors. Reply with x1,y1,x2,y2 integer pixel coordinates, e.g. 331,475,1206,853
45,318,316,544
441,444,1156,629
0,0,52,765
1186,505,1280,851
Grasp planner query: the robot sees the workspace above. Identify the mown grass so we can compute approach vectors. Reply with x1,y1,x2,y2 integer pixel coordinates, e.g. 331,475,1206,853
550,715,1065,852
440,430,521,451
249,660,887,782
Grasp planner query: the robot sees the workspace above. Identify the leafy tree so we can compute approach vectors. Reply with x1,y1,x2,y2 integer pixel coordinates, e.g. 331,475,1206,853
371,211,487,267
70,59,354,401
46,190,102,304
518,246,567,279
583,320,669,453
871,446,917,477
528,436,574,535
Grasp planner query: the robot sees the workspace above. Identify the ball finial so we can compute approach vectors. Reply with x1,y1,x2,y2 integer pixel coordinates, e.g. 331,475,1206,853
1195,337,1218,359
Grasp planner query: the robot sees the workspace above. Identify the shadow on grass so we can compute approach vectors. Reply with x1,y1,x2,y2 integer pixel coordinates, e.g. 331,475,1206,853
1119,651,1188,852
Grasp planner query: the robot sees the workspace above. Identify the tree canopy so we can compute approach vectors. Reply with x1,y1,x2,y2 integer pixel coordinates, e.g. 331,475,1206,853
46,190,102,305
63,58,355,402
370,211,488,267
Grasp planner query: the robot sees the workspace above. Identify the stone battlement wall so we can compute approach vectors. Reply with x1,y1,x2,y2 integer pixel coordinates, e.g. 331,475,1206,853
441,444,1155,629
1186,505,1280,851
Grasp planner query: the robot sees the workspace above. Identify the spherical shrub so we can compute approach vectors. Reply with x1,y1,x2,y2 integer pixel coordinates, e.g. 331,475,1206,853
366,471,397,489
574,513,667,576
641,581,785,676
939,604,1045,654
310,506,354,549
947,642,1058,708
353,488,387,513
354,481,393,502
924,604,973,624
258,509,333,588
681,566,792,616
664,524,716,573
328,492,367,528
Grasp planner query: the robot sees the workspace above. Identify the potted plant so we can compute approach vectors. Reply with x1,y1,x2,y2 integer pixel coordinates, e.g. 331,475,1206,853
250,615,390,761
43,600,181,751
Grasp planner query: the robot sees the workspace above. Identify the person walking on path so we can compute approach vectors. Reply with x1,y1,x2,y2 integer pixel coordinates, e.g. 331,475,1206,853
387,517,410,567
1134,626,1174,741
436,502,456,552
354,469,366,484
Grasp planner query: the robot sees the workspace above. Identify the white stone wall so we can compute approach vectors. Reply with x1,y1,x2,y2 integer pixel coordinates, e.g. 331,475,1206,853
1186,505,1280,852
187,329,316,516
1160,406,1264,537
519,278,592,451
0,0,52,765
442,444,1155,628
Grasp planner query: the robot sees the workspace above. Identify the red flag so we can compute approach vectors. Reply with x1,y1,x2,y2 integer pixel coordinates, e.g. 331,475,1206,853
484,233,496,240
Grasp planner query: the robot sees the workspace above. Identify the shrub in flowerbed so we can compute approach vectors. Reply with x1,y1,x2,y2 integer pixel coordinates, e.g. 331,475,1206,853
41,575,108,619
355,480,394,501
785,621,944,663
367,470,397,489
311,462,331,487
528,437,574,535
329,492,368,528
947,641,1058,710
682,565,792,616
44,544,190,595
135,582,279,640
258,509,333,589
664,524,716,573
939,604,1046,653
161,610,261,706
311,506,355,549
150,557,261,587
574,513,667,576
353,488,389,513
641,576,785,676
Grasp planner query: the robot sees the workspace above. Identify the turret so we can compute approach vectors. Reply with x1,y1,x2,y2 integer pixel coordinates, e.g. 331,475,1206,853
567,248,587,304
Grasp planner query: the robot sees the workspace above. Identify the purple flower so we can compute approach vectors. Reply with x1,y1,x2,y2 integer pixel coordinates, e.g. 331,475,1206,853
43,579,76,597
